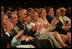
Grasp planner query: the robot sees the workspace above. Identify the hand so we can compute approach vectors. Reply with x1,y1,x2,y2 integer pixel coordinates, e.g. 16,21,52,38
32,26,37,31
37,25,43,31
15,30,24,39
27,36,35,41
20,35,27,41
51,19,56,25
62,26,70,31
51,19,59,26
65,28,69,32
54,20,59,26
44,24,49,28
29,45,35,48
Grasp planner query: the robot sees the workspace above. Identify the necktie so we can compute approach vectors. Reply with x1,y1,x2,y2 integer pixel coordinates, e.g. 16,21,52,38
59,16,65,26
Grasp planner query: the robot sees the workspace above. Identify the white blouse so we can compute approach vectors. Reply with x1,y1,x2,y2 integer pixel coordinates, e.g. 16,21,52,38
38,18,49,25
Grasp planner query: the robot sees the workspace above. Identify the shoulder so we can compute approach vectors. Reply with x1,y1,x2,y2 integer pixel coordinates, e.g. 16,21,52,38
64,16,70,20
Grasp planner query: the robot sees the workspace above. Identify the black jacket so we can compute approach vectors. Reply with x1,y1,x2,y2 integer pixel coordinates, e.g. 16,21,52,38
1,27,16,48
46,15,67,34
16,20,36,36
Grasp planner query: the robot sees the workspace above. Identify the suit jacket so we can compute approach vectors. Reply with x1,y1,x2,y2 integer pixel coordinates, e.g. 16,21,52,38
1,27,16,48
46,15,67,34
15,20,36,45
16,20,36,37
46,15,56,24
1,27,11,48
14,20,54,48
54,21,67,34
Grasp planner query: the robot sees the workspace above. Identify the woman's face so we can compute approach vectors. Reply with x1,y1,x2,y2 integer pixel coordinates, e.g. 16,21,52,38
2,15,9,25
41,9,46,19
48,8,54,16
56,9,61,17
34,12,39,21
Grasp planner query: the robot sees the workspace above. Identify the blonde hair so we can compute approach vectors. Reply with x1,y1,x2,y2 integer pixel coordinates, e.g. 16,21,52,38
38,8,45,18
60,7,66,12
30,11,38,22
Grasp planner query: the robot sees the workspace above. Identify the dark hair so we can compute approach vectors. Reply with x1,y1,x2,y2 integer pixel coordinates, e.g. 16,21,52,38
10,8,17,12
47,6,53,13
8,12,16,18
54,7,61,16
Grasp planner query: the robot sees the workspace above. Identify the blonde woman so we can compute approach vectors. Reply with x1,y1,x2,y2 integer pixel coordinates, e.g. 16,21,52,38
29,10,62,48
37,8,68,47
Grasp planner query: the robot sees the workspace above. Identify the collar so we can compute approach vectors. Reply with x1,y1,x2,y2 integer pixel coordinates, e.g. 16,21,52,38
4,28,10,37
5,32,10,37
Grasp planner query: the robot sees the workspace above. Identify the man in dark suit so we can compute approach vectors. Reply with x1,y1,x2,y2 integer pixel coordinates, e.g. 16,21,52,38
8,12,37,47
8,12,53,48
46,7,70,35
55,8,70,35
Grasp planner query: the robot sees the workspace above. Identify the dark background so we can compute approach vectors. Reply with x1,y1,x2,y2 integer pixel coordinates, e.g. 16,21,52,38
1,0,71,9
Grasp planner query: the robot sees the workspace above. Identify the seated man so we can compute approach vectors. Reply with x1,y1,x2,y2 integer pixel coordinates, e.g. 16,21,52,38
8,12,35,48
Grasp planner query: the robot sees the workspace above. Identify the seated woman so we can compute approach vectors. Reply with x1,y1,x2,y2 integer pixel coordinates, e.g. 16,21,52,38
55,8,71,47
28,10,62,48
1,14,35,48
45,7,69,47
37,8,68,47
1,14,16,48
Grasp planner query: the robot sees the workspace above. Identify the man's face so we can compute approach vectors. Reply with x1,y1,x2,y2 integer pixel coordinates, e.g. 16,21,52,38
56,9,61,17
26,17,31,23
6,10,11,15
14,10,17,14
11,14,18,24
22,9,27,20
1,6,4,11
61,10,66,16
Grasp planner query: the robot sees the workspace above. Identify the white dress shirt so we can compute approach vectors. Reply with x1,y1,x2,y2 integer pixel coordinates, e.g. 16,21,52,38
4,28,10,37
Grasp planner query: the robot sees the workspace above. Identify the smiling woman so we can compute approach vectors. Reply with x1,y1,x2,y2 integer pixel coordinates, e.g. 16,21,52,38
1,0,71,48
1,14,9,27
1,13,16,48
